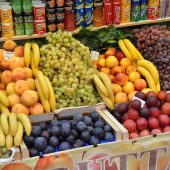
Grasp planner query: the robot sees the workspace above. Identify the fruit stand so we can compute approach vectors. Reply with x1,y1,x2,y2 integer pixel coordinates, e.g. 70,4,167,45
0,0,170,169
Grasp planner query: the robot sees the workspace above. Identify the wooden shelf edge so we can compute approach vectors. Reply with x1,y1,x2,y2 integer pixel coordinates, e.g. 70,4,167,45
0,17,169,42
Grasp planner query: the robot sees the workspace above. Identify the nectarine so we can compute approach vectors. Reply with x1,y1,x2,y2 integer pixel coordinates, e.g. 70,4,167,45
3,40,17,51
134,79,147,91
8,94,21,108
8,57,25,70
26,78,36,90
0,60,9,70
120,58,131,68
128,91,137,101
112,83,122,94
1,70,12,85
122,81,135,94
161,102,170,115
97,58,105,68
14,80,29,96
29,103,44,115
112,73,128,86
110,66,125,76
14,46,24,57
6,82,15,95
100,67,110,75
0,49,4,62
12,67,27,81
128,71,141,82
24,67,33,78
11,103,29,115
126,65,136,75
0,82,5,90
115,51,125,61
105,48,116,57
139,129,150,137
115,92,128,103
105,56,119,68
123,119,136,133
129,132,139,139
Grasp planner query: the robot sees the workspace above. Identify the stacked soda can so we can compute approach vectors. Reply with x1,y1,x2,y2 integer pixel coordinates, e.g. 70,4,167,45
45,0,57,32
0,2,15,38
32,1,47,34
131,0,140,22
120,0,131,23
140,0,148,20
165,0,170,17
103,0,112,25
56,0,65,29
148,0,160,19
64,0,76,31
112,0,121,24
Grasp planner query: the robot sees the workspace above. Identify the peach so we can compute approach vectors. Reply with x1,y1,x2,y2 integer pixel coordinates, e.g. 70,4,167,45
115,92,128,103
3,40,17,51
11,103,29,115
24,67,33,78
100,67,110,75
29,103,44,115
110,66,125,76
115,51,125,61
109,75,114,82
105,56,119,68
21,90,39,107
120,58,131,68
99,55,105,60
8,94,21,108
6,82,15,95
126,65,136,75
134,79,147,91
112,83,122,94
0,82,5,90
12,67,27,81
8,57,25,70
1,70,12,85
128,71,141,82
0,49,4,62
26,78,36,90
14,80,29,96
14,46,24,57
0,60,9,70
105,48,116,57
128,91,137,101
122,81,135,94
97,58,105,68
112,73,128,86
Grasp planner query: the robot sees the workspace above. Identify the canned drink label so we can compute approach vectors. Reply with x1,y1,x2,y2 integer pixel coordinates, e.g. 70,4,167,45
33,5,46,20
46,8,56,22
113,2,121,24
2,23,15,38
121,0,131,7
11,0,22,13
14,13,24,23
148,6,159,19
65,0,74,6
14,22,25,36
22,0,32,12
131,5,140,21
85,0,93,7
65,6,75,12
45,0,56,8
25,22,34,35
140,3,148,20
56,8,64,21
75,0,84,8
0,7,13,23
93,8,103,27
34,21,46,34
24,12,34,23
148,0,159,7
47,22,57,32
64,12,76,31
56,0,64,7
103,2,113,25
93,1,103,9
84,7,93,28
76,8,85,29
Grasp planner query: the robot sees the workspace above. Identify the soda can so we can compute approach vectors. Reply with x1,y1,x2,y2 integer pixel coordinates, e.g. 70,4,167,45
64,12,76,31
47,21,57,32
140,0,148,20
0,5,13,23
113,2,121,24
165,0,170,17
148,6,159,19
24,12,34,35
84,6,93,28
13,13,25,36
56,0,64,7
33,3,46,21
45,0,56,8
65,0,75,12
34,21,47,34
56,7,64,21
131,1,140,21
76,8,85,30
22,0,32,12
1,22,15,38
103,2,113,25
121,0,131,7
11,0,22,13
93,0,103,9
46,8,56,22
85,0,93,7
148,0,159,7
75,0,84,8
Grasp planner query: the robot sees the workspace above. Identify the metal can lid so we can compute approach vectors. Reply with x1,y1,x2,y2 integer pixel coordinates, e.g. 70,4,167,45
0,2,10,6
34,20,46,23
32,3,45,7
0,5,12,9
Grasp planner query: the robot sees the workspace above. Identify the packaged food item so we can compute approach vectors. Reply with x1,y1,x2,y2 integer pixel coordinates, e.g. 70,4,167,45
131,0,140,22
47,21,57,32
0,5,13,23
113,2,121,24
34,21,46,34
93,7,103,27
56,0,64,7
64,12,76,31
148,6,159,19
165,0,170,17
10,0,23,13
46,8,56,22
85,0,93,7
76,8,85,29
121,0,131,7
24,12,34,35
33,3,46,20
140,0,148,20
64,0,74,12
75,0,84,8
22,0,32,12
56,7,64,21
103,0,113,25
45,0,56,8
148,0,159,7
84,6,93,28
1,22,15,38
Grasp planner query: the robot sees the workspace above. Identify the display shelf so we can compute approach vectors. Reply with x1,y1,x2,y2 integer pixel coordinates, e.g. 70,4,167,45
0,17,169,42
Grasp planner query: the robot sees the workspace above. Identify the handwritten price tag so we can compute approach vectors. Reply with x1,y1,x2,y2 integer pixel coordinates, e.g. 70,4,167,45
3,51,14,60
91,51,100,60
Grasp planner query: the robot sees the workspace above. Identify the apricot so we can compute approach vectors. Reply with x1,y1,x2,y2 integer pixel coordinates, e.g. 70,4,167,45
126,65,136,75
11,103,29,115
134,79,147,91
128,71,141,82
0,49,4,62
115,92,128,103
6,82,15,95
122,81,135,94
110,66,125,76
21,90,39,107
0,60,9,70
14,46,24,57
100,67,110,75
120,58,131,68
14,80,29,96
112,83,122,94
0,82,5,90
97,58,105,68
1,70,12,85
105,56,119,68
26,78,36,90
112,73,128,86
12,67,27,82
8,94,21,108
128,91,137,101
29,103,44,115
8,57,25,70
3,40,17,51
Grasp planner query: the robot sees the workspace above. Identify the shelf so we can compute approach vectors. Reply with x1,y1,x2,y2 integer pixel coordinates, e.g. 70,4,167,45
0,17,169,42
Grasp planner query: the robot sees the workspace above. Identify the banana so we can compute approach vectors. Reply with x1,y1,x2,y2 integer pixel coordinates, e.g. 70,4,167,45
98,72,114,105
32,43,40,68
93,74,108,97
1,112,9,135
35,79,51,113
137,66,157,92
6,134,13,149
141,88,154,94
118,40,133,62
137,59,159,84
0,90,9,107
156,81,161,92
14,121,23,146
44,76,56,112
96,87,113,110
0,124,5,146
17,113,32,136
0,103,10,114
30,50,38,77
24,42,31,67
36,71,49,99
9,113,18,136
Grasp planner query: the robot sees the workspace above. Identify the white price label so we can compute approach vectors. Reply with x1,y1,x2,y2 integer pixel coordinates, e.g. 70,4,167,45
132,96,146,108
3,51,14,60
91,51,100,60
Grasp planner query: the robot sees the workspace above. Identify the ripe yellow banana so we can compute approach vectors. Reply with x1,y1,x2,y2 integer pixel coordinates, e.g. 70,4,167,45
0,124,5,146
9,113,18,136
35,79,51,113
44,76,56,112
93,74,108,97
32,43,40,68
36,71,49,100
156,81,161,92
24,42,31,67
17,113,32,136
98,72,114,105
14,121,23,146
31,50,38,77
0,90,9,107
6,134,13,149
118,40,133,62
137,66,157,92
141,88,154,94
137,59,159,84
96,87,113,110
0,103,10,114
1,112,9,135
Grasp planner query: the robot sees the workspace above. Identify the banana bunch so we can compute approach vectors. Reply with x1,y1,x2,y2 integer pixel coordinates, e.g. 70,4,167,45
93,72,114,110
0,112,32,149
0,91,10,114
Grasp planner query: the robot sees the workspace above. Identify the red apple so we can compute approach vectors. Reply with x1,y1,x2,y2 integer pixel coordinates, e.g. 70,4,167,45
159,114,170,127
157,90,167,100
122,112,129,123
151,129,162,135
165,93,170,102
161,102,170,115
104,48,116,58
146,91,157,97
163,126,170,132
123,119,136,133
127,108,139,120
136,117,148,130
149,106,161,117
129,132,139,139
148,117,159,129
139,129,150,137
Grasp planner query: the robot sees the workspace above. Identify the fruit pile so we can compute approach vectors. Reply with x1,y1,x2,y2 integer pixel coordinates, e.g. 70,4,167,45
24,112,115,157
39,30,100,109
0,147,12,159
132,25,170,91
94,39,160,106
0,113,31,149
111,91,170,139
